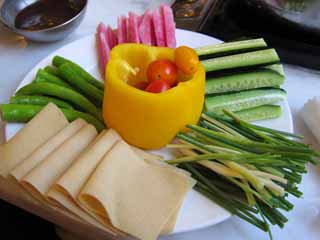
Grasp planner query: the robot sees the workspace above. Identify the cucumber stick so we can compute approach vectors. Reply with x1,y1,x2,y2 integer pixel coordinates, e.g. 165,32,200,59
205,88,286,114
206,69,284,94
202,49,280,73
195,38,267,57
231,105,282,122
264,64,284,76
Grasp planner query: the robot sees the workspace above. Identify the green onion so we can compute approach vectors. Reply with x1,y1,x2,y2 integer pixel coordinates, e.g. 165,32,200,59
167,111,318,239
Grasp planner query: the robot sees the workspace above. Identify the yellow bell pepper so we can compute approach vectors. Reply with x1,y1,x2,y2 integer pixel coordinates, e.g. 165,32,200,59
103,44,205,149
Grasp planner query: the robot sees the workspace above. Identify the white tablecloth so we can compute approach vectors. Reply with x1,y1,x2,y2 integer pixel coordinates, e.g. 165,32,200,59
1,0,320,239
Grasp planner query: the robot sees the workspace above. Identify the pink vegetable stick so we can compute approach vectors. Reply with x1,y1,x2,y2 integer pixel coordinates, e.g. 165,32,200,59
97,22,110,76
113,29,118,45
117,16,127,43
106,25,117,48
97,22,111,49
97,22,107,35
96,32,110,77
98,22,117,52
152,8,166,47
139,10,153,45
128,12,140,43
138,14,143,27
150,15,156,46
161,4,176,48
126,17,130,43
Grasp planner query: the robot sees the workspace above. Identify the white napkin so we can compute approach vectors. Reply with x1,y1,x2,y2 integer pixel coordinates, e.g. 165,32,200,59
301,97,320,143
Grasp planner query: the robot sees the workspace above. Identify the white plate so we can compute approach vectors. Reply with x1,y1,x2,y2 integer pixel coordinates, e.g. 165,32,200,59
5,29,293,234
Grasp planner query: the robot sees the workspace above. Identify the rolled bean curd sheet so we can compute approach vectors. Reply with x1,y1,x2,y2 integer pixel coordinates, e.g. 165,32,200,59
0,103,68,177
20,124,97,202
10,119,86,181
46,129,122,235
78,141,195,240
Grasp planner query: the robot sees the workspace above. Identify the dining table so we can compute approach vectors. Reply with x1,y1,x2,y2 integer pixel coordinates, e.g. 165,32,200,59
1,0,320,240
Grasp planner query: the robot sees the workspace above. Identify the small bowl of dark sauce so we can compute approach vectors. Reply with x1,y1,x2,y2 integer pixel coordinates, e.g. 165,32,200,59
0,0,87,42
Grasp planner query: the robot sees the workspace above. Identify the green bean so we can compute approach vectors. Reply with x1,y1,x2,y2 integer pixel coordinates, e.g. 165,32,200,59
45,64,102,107
52,56,104,90
1,104,42,122
61,108,105,132
34,69,72,89
0,104,105,132
44,66,60,77
10,95,74,110
16,82,103,121
52,56,74,67
59,63,103,104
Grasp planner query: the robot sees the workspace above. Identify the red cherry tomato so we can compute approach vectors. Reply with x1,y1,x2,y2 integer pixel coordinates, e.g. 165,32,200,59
145,80,170,93
134,81,149,90
147,59,177,86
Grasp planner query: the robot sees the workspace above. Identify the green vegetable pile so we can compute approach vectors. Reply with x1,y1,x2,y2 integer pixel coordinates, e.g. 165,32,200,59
195,39,286,122
167,110,318,239
0,39,316,239
1,56,105,131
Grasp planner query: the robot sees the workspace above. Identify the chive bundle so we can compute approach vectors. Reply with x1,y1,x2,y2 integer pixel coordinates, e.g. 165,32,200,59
167,110,318,239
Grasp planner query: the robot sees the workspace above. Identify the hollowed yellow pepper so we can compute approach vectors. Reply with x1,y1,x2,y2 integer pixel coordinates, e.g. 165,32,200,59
103,44,205,149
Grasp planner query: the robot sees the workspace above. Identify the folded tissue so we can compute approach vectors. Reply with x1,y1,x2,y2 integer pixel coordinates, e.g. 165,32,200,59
301,97,320,143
